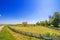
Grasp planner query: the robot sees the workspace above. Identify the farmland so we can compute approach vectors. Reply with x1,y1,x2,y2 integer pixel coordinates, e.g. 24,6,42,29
11,25,60,36
8,27,41,40
1,0,60,40
0,25,60,40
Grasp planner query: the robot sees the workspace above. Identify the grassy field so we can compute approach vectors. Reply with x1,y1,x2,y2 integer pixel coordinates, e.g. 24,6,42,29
0,26,16,40
0,26,42,40
11,25,60,36
8,28,41,40
0,25,60,40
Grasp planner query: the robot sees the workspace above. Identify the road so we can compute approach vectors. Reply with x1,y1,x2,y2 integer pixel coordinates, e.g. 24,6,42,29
0,26,4,31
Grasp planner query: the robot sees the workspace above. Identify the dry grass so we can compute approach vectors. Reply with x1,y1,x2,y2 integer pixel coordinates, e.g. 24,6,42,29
11,26,60,36
8,28,42,40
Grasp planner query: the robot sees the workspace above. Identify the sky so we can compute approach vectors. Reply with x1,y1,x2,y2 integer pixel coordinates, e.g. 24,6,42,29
0,0,60,24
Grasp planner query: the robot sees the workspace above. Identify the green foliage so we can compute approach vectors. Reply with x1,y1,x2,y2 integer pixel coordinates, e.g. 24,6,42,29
16,24,22,27
0,27,16,40
44,20,49,26
50,24,54,27
44,32,51,37
40,21,45,26
58,23,60,28
36,12,60,27
49,12,60,27
36,20,49,26
36,22,40,25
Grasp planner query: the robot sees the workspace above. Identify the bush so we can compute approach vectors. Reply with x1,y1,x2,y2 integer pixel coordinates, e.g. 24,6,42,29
43,32,52,40
43,32,60,40
22,22,27,27
50,24,54,27
36,22,40,25
58,23,60,28
44,32,51,37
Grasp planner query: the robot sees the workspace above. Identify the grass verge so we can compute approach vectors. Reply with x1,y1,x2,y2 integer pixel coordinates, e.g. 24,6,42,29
0,26,16,40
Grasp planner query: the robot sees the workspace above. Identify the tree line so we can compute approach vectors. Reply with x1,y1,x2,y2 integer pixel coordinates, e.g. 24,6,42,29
36,12,60,27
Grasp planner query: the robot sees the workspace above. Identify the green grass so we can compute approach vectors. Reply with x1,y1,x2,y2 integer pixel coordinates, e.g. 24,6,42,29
0,26,16,40
8,29,41,40
11,25,60,36
1,25,60,40
10,25,60,40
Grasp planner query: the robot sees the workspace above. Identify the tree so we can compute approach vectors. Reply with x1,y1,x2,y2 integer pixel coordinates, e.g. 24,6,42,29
40,20,48,26
40,21,45,26
49,12,60,27
36,22,40,25
36,21,48,26
22,22,27,27
49,16,52,25
44,20,49,26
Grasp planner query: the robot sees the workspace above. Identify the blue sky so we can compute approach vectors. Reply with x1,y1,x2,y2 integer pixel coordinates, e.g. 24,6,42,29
0,0,60,24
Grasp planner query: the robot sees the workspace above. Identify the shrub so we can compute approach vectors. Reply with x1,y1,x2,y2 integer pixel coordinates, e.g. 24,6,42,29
36,22,40,25
22,21,27,27
43,32,52,40
58,23,60,28
44,32,51,37
50,24,54,27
